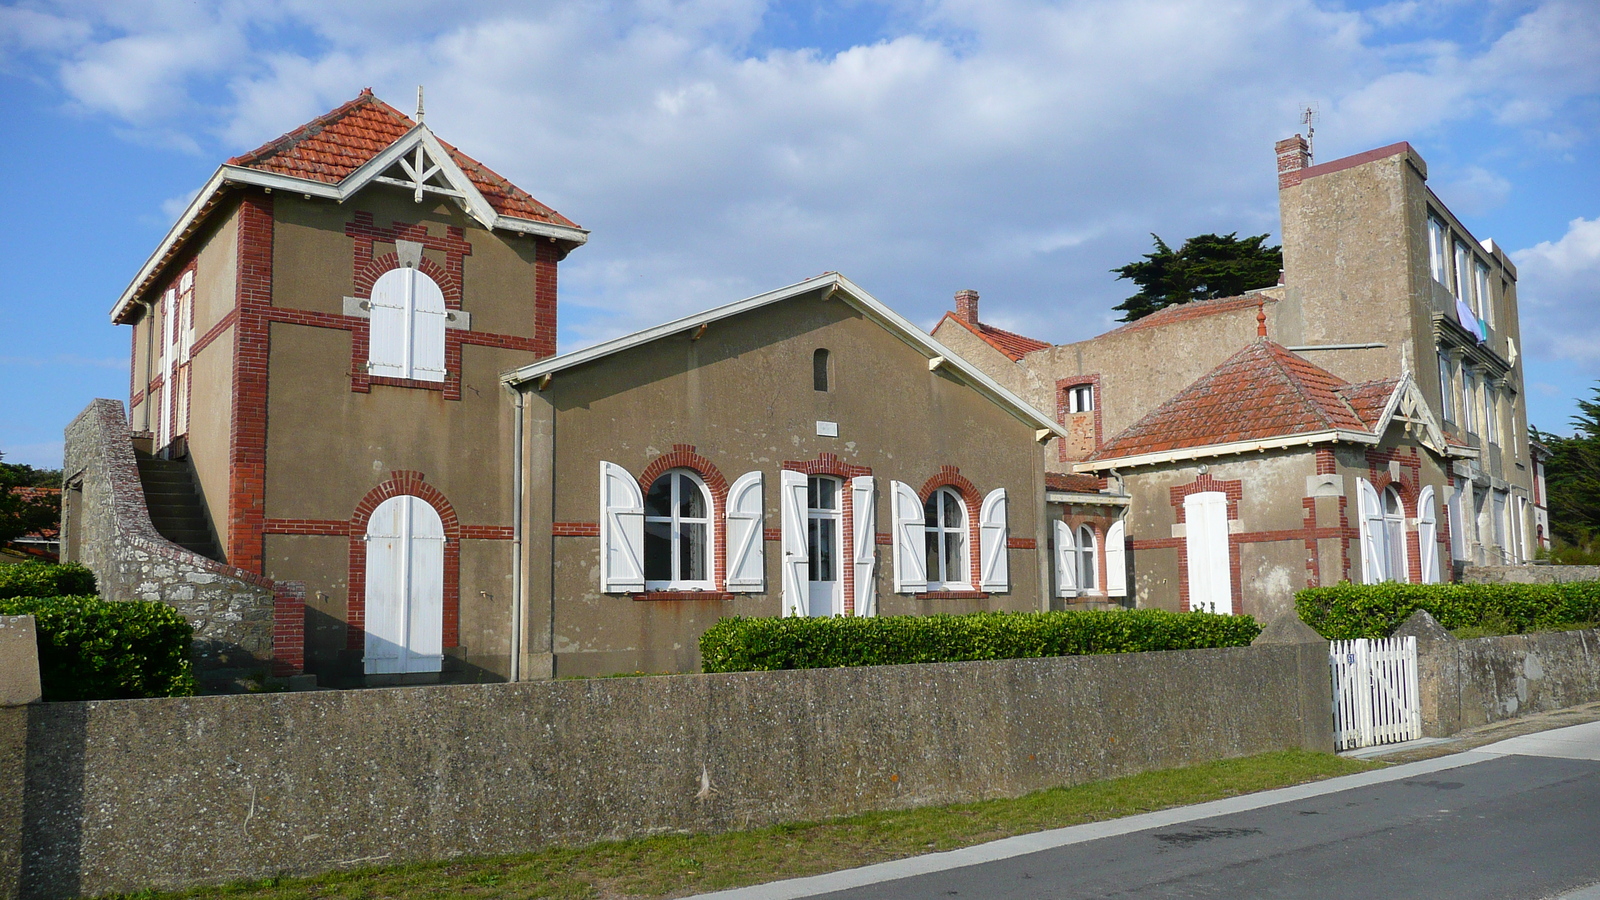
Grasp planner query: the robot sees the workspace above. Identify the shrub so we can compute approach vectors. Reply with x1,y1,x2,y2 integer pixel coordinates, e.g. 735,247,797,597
1295,581,1600,641
700,609,1262,673
0,595,196,700
0,561,96,600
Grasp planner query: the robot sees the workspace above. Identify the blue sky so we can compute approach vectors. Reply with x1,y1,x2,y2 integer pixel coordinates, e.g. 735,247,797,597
1,0,1597,468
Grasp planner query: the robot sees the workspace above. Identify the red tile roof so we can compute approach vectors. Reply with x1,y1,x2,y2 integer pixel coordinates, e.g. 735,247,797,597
229,90,578,228
1101,294,1277,337
1046,473,1106,493
8,487,59,540
1088,340,1398,462
938,313,1051,361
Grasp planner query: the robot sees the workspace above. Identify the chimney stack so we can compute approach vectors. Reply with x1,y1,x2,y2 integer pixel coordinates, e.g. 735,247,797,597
955,289,980,324
1276,134,1311,189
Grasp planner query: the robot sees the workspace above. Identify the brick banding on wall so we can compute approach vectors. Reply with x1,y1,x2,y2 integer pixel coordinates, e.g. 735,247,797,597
553,522,601,537
227,192,275,576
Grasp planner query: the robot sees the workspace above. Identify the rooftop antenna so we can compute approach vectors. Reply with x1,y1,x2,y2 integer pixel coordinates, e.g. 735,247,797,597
1300,103,1318,162
416,85,425,123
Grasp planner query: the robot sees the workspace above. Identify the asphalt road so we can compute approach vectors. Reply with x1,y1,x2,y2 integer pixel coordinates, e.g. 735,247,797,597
695,722,1600,900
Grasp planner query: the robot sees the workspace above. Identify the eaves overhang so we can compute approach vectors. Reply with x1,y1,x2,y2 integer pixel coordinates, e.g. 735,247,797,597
1074,429,1380,474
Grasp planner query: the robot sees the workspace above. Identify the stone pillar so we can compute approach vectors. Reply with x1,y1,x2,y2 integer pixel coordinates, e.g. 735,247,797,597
0,615,41,900
1394,609,1460,737
1252,613,1334,753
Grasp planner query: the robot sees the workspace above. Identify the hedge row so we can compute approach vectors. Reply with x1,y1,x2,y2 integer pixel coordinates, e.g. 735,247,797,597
1296,581,1600,640
0,561,95,600
700,609,1262,673
0,594,197,701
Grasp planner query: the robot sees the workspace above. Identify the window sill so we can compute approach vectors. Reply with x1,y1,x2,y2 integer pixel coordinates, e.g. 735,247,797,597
369,375,446,391
633,591,736,601
920,590,989,600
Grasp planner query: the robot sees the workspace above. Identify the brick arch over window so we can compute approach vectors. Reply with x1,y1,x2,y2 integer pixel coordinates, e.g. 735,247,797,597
920,466,985,589
355,253,462,309
345,470,461,652
784,453,873,613
638,445,730,591
1167,473,1244,614
1366,447,1426,583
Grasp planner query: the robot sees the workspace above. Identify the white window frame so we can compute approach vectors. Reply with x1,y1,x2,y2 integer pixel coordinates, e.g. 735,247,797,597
1068,384,1094,414
1475,261,1494,329
925,486,970,590
1461,369,1478,434
1454,241,1472,304
368,267,448,382
1381,486,1408,583
643,469,716,591
1076,524,1098,594
1437,353,1454,423
1428,216,1449,286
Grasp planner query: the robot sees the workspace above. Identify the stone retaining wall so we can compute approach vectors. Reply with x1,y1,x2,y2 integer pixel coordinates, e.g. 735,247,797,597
60,400,293,687
1461,564,1600,584
7,638,1331,899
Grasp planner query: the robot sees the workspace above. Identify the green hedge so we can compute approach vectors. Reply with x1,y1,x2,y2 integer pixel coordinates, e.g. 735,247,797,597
0,561,96,600
700,609,1262,673
1296,581,1600,640
0,595,196,701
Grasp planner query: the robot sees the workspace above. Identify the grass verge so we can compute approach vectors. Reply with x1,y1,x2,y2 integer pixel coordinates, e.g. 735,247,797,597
116,749,1380,900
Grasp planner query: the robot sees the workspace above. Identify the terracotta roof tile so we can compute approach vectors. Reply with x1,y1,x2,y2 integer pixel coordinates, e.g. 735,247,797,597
229,90,578,229
8,487,59,540
939,313,1050,361
1089,341,1396,462
1102,294,1277,337
1046,473,1106,493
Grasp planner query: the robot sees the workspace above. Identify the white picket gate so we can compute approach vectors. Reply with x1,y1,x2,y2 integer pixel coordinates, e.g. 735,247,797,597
1329,636,1421,751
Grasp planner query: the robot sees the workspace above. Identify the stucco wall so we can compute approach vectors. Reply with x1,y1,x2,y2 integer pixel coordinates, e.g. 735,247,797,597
527,291,1050,676
6,641,1330,899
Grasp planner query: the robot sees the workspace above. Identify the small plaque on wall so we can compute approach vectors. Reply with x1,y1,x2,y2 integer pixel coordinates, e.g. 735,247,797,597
816,421,839,437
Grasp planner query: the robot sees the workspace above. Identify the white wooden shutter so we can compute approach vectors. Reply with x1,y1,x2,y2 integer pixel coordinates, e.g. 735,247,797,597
779,470,809,616
364,495,406,674
368,269,409,378
1417,485,1440,584
725,471,765,592
851,476,877,616
1357,478,1385,584
979,488,1009,591
600,461,646,593
405,496,445,671
1184,491,1232,613
1054,519,1077,598
890,480,926,593
409,270,448,383
1105,519,1127,598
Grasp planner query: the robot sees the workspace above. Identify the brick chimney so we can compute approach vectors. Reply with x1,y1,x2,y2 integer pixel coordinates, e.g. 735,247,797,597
1276,134,1311,189
955,289,980,325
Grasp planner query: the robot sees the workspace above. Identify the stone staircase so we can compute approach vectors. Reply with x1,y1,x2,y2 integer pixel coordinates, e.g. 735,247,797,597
135,453,222,562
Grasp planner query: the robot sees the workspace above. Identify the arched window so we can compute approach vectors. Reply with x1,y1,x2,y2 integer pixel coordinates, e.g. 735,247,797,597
369,267,447,382
924,487,968,588
1076,525,1098,593
813,348,831,392
364,494,445,675
1382,486,1408,582
643,469,714,589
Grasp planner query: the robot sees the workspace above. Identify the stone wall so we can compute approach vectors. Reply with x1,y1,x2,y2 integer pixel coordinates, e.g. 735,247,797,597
1461,564,1600,584
7,639,1331,899
1395,610,1600,736
60,400,291,688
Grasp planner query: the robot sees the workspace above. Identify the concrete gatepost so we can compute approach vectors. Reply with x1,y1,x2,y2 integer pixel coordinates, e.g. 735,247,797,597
1393,609,1460,738
0,615,42,900
1252,613,1335,753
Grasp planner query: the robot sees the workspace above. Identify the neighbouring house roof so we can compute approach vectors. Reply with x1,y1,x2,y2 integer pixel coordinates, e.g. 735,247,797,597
1046,473,1106,493
936,313,1051,362
1100,293,1279,337
112,90,586,324
501,272,1071,440
1078,339,1457,471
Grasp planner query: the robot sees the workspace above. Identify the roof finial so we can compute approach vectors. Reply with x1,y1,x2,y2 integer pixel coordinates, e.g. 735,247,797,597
416,85,425,122
1256,301,1268,340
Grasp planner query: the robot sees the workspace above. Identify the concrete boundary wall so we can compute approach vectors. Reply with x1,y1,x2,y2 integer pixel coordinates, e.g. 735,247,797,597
7,642,1331,899
1396,611,1600,736
1462,564,1600,585
60,399,287,687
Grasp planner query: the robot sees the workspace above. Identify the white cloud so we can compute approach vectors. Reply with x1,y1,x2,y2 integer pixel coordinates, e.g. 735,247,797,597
1514,216,1600,370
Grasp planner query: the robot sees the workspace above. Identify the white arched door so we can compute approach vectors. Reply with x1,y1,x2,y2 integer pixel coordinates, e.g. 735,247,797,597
364,494,445,675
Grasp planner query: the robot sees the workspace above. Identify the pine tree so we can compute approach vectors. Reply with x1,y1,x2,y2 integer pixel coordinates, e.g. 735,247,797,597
1111,232,1283,323
1536,385,1600,553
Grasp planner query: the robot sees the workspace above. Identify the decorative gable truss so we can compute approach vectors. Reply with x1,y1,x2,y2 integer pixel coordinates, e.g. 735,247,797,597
1374,374,1452,457
347,126,504,231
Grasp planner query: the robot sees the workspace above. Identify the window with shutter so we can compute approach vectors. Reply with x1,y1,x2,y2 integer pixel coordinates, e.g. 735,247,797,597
1076,525,1098,593
1356,478,1387,584
1183,491,1232,613
978,488,1009,591
924,487,969,589
1418,486,1440,584
890,481,927,593
779,470,809,615
725,471,764,592
851,476,877,616
1382,486,1408,582
643,470,715,590
1105,519,1127,597
599,461,646,592
1054,519,1076,598
368,267,448,382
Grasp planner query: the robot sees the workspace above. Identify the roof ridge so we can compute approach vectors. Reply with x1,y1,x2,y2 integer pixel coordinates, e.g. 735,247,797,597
229,89,410,167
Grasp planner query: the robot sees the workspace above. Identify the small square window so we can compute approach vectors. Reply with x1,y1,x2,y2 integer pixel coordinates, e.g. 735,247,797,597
1069,385,1094,413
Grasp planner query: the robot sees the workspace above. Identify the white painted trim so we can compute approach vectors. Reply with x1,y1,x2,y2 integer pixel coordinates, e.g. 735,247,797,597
500,273,1070,438
1074,429,1378,473
1045,491,1130,506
